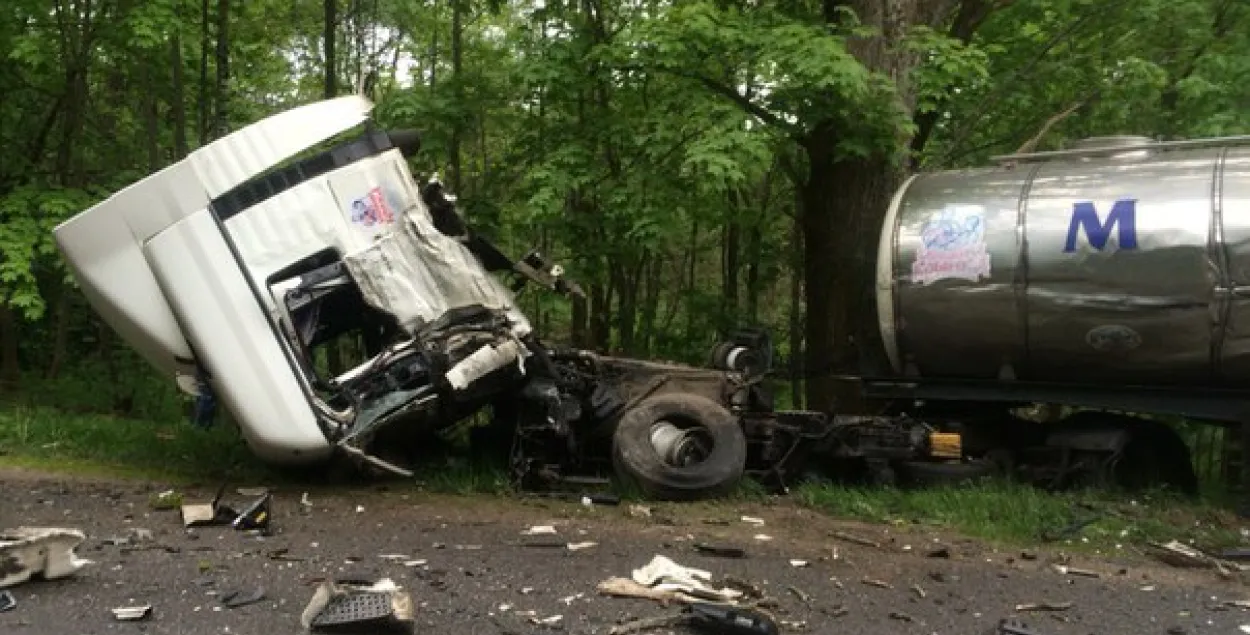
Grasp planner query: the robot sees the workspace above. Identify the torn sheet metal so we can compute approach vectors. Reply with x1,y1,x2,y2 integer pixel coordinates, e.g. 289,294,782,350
334,153,531,339
0,528,93,589
301,577,414,632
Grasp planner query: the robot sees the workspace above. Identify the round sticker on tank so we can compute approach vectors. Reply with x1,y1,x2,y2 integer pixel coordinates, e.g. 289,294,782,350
1085,324,1141,353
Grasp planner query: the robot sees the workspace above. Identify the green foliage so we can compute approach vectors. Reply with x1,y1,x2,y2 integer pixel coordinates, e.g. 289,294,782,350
0,0,1246,429
0,186,98,319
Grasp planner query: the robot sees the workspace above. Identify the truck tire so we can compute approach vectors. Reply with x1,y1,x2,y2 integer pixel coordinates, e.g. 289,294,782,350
899,459,997,487
611,393,747,501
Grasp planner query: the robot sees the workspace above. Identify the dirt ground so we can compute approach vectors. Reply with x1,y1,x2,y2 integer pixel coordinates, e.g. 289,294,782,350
1,466,1248,635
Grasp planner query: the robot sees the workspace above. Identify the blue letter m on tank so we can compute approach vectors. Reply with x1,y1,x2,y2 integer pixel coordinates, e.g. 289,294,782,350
1064,199,1138,252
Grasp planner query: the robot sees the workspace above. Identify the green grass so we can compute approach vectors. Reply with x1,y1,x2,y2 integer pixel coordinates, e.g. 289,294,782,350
0,404,276,483
1,403,1245,553
795,481,1246,552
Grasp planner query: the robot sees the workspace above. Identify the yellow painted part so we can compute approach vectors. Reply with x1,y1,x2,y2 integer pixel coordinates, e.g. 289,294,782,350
929,432,962,459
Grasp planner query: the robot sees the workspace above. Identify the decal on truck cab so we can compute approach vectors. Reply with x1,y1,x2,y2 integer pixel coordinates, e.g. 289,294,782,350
350,187,396,227
1064,199,1138,253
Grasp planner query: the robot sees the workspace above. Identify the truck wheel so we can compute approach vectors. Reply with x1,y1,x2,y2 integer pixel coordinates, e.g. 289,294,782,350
899,459,997,488
611,393,747,501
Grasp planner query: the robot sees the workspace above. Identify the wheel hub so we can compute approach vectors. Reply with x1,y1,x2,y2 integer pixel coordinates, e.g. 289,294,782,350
650,420,712,467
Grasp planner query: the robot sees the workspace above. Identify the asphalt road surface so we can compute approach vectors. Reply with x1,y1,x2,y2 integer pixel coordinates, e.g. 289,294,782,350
1,467,1247,635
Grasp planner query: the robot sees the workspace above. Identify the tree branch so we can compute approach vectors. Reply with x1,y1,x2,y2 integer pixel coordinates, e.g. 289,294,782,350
937,0,1135,163
613,61,800,135
910,0,1011,167
1010,98,1087,155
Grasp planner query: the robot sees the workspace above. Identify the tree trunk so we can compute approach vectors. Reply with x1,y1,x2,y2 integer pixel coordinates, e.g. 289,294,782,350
788,206,804,410
198,0,210,145
638,255,662,357
45,283,71,381
721,209,740,336
617,253,646,355
170,32,189,158
796,0,951,413
145,66,161,171
449,0,463,193
213,0,230,138
590,272,614,353
745,223,762,325
801,139,901,413
324,0,337,98
571,294,588,348
684,221,699,342
0,304,20,392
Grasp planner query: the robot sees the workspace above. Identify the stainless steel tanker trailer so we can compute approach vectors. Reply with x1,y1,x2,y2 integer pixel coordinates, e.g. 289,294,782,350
50,96,1242,496
862,134,1250,493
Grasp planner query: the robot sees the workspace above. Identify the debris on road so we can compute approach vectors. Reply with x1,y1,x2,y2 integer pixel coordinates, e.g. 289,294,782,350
111,605,153,621
597,577,688,605
300,577,414,632
529,614,563,627
268,548,305,562
722,575,765,600
0,527,93,588
1000,617,1047,635
1014,601,1073,612
1051,564,1099,578
631,555,743,602
220,587,267,609
608,614,682,635
103,527,154,547
693,543,746,558
181,502,220,527
0,590,14,612
832,531,880,549
629,505,652,518
861,577,892,590
787,585,811,603
686,602,779,635
1147,540,1249,576
180,485,273,534
605,602,779,635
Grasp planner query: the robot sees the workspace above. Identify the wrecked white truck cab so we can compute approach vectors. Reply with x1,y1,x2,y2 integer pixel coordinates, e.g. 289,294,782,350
54,96,546,471
56,96,929,500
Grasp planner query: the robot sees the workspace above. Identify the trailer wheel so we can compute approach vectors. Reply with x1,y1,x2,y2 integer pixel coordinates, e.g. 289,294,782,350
611,393,747,501
899,459,997,488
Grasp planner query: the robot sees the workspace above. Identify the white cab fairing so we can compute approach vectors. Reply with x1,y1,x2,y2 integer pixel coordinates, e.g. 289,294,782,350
144,210,331,462
53,96,374,383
